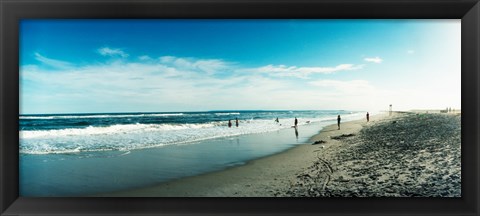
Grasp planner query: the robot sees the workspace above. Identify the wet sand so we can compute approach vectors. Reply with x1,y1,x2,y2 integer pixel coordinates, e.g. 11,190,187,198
101,112,461,197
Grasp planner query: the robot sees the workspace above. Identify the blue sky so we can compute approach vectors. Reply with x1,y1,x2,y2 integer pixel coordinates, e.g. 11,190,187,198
20,19,460,114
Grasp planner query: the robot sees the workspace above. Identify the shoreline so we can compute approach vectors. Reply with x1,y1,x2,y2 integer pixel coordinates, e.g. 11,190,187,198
22,111,368,197
99,112,385,197
99,111,461,197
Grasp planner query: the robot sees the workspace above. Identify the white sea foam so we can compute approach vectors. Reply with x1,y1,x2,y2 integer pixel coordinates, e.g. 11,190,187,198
20,122,220,139
19,112,365,155
214,112,240,116
19,113,184,120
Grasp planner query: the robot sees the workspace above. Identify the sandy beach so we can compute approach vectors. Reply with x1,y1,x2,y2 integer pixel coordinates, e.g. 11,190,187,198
102,111,461,197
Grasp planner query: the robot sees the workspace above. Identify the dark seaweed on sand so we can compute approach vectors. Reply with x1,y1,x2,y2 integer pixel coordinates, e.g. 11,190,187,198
312,140,327,145
331,133,355,140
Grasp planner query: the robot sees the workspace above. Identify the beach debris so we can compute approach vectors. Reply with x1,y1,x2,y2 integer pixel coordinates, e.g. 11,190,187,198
312,140,327,145
331,134,355,140
297,173,312,179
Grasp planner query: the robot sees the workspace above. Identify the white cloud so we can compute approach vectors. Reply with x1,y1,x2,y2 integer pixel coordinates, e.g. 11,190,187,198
159,56,230,75
21,57,246,113
98,47,129,58
407,50,415,54
138,55,152,61
159,56,176,63
241,64,364,78
364,57,383,63
22,53,398,113
34,53,73,69
191,59,230,74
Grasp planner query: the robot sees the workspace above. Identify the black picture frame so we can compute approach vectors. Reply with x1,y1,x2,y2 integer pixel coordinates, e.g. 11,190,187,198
1,0,479,215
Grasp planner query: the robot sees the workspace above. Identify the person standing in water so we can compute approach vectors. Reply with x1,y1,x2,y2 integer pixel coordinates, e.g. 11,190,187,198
228,120,232,128
235,118,239,127
366,112,370,122
294,127,299,139
337,115,341,130
275,118,279,123
294,117,298,128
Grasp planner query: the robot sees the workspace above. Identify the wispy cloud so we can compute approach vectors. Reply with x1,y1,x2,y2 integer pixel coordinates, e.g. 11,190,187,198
138,55,152,61
240,64,364,78
34,53,73,69
98,47,129,58
364,57,383,63
159,56,176,63
20,55,260,112
21,53,379,113
159,56,231,75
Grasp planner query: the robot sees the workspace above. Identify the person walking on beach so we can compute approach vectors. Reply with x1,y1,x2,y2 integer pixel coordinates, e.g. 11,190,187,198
337,115,341,130
366,112,370,122
294,117,298,128
235,118,239,127
228,120,232,128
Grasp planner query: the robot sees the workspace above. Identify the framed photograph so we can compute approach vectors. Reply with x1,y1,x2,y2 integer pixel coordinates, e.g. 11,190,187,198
1,0,479,215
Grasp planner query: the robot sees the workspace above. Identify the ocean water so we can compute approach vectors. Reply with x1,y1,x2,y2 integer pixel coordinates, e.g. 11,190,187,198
19,110,366,196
